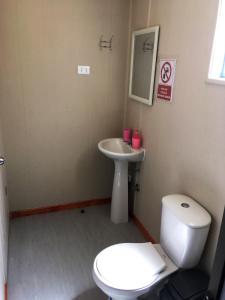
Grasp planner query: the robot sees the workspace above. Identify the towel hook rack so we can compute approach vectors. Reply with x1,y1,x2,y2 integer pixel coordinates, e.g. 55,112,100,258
143,38,153,52
99,35,114,51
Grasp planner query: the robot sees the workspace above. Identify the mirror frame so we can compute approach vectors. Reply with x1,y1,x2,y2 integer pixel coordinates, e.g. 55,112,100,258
129,26,160,106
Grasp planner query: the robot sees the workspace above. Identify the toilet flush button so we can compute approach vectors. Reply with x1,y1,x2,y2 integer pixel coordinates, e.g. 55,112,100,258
181,203,190,208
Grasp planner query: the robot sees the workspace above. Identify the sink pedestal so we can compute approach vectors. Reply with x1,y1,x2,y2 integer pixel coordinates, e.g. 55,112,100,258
97,138,145,224
111,160,128,224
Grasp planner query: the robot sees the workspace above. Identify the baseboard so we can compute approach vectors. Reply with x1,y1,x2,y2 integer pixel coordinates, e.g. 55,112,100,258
10,198,156,244
131,213,156,244
4,283,7,300
10,198,111,219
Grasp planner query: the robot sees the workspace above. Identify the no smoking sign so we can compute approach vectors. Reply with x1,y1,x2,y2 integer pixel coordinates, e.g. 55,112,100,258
157,59,176,101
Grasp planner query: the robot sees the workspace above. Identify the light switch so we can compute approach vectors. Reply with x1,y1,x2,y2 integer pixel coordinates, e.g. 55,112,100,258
78,65,90,75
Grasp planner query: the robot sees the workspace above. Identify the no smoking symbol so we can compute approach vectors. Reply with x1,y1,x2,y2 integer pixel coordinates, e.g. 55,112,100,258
161,62,172,83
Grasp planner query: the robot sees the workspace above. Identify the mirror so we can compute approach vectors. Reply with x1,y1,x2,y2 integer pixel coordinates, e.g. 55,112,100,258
129,26,159,106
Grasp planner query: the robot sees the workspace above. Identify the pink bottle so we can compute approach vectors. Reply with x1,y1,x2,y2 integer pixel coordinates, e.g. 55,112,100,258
132,129,141,149
123,128,132,144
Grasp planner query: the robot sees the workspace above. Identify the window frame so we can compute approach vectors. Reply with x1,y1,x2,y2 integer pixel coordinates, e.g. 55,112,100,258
221,55,225,78
208,0,225,85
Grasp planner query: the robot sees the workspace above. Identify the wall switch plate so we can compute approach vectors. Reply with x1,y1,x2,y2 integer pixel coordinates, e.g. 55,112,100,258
78,65,90,75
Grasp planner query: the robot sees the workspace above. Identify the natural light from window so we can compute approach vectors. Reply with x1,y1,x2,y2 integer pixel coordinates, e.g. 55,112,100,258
208,0,225,83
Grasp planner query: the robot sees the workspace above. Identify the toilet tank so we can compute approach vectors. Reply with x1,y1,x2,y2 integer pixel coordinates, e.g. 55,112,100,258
160,194,211,269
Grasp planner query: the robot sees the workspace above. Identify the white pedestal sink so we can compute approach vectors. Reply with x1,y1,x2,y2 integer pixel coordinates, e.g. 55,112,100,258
98,138,145,224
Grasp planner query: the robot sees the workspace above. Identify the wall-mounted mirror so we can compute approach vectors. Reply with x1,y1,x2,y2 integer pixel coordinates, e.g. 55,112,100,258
129,26,159,106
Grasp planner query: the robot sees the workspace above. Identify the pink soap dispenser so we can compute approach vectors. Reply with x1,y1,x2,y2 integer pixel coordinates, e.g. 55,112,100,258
123,128,132,144
132,129,141,149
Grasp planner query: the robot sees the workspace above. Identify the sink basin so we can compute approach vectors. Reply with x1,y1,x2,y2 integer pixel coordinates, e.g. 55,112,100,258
98,138,145,161
98,138,145,224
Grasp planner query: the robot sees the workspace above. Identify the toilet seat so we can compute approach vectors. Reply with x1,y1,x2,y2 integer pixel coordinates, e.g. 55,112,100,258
93,242,166,291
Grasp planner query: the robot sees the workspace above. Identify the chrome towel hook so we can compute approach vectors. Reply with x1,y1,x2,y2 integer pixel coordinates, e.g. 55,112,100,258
0,157,5,166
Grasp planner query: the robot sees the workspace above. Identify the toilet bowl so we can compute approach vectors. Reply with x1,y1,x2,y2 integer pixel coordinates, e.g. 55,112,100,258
93,243,178,300
93,194,211,300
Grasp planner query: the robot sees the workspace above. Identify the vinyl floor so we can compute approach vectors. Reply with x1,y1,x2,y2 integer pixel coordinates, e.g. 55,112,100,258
8,204,145,300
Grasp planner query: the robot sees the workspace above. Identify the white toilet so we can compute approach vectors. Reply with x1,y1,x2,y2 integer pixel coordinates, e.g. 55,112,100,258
92,194,211,300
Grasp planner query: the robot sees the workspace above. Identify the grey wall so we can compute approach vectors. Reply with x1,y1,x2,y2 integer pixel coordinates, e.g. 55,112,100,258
125,0,225,272
0,0,130,211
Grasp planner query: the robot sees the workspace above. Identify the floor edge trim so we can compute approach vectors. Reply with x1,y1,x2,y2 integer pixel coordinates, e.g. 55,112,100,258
10,199,156,244
131,213,156,243
4,282,7,300
10,198,111,219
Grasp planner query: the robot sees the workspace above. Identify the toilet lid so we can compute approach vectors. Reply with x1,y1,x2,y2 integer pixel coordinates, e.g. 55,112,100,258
95,242,166,290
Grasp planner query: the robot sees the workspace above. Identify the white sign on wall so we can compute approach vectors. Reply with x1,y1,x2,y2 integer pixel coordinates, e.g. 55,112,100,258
157,59,176,102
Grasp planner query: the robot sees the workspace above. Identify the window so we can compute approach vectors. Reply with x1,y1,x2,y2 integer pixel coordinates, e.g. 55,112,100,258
221,55,225,78
208,0,225,83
